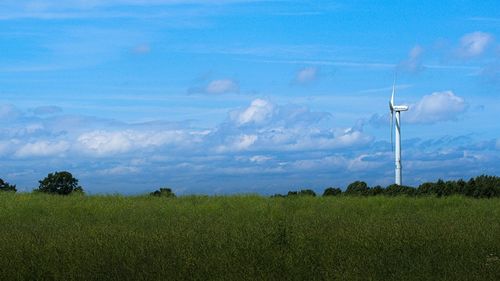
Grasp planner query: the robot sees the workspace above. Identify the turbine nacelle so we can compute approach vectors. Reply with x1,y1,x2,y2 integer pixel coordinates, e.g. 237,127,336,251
393,105,409,111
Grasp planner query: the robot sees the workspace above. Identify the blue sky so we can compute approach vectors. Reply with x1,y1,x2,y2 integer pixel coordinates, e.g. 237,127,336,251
1,0,499,194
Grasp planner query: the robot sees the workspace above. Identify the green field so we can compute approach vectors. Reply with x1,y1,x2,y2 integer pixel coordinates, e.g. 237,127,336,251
0,193,499,281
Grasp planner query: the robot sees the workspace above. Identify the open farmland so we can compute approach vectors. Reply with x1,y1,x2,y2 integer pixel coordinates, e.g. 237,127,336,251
0,193,499,281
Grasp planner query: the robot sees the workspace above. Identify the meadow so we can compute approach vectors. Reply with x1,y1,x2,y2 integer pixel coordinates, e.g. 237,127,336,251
0,193,499,281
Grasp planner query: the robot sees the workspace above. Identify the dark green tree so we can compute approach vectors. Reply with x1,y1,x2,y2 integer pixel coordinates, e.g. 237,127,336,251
345,181,369,196
298,189,316,196
434,179,446,197
323,187,342,196
36,171,83,195
0,178,16,192
465,178,476,197
384,184,416,196
150,187,176,197
417,182,436,196
471,175,500,198
369,185,384,196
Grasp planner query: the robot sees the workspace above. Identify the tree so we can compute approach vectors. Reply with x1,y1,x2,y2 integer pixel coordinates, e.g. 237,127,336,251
287,189,316,197
369,185,384,196
298,189,316,196
384,184,416,196
417,182,436,196
0,179,16,192
36,171,83,195
150,187,176,197
345,181,369,196
323,187,342,196
472,175,500,198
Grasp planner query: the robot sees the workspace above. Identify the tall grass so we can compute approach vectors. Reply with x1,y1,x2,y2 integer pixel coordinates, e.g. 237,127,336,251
0,193,499,280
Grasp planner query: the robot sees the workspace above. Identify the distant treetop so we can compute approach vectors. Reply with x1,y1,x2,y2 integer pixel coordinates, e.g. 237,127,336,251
35,171,84,195
0,179,16,192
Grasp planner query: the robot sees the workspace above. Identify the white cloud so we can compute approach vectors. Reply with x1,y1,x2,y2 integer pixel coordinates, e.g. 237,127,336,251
3,96,498,193
216,134,258,152
234,134,258,150
347,154,383,172
295,66,318,84
15,140,70,158
231,98,274,126
330,130,372,148
205,79,239,94
98,166,141,176
398,45,424,73
457,32,493,58
407,91,467,123
78,131,133,155
77,130,188,156
249,155,272,163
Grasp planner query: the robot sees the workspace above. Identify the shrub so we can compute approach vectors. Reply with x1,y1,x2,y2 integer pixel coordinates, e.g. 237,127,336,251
35,171,83,195
0,179,16,192
323,187,342,196
150,188,176,197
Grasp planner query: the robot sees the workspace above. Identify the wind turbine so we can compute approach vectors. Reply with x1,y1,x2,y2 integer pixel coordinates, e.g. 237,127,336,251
389,82,409,185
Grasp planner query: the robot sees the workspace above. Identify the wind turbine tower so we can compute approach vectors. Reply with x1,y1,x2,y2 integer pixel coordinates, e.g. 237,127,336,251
389,83,409,185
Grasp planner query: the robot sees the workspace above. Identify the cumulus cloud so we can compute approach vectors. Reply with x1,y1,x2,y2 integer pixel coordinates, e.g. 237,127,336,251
77,130,189,156
10,98,496,194
398,45,424,73
15,140,70,158
220,99,371,152
407,91,467,123
249,155,273,163
456,31,493,58
230,98,274,126
216,134,258,152
294,66,318,84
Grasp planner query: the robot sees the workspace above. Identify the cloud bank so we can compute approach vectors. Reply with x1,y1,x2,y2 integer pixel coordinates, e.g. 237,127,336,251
407,91,467,123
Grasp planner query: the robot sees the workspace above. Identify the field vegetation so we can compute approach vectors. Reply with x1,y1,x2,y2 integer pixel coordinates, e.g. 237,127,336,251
0,192,499,280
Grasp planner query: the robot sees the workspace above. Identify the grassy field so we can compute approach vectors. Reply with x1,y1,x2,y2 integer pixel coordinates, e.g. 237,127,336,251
0,193,499,281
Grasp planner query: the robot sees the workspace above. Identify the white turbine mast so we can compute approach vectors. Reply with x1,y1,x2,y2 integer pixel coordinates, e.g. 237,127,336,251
389,81,408,185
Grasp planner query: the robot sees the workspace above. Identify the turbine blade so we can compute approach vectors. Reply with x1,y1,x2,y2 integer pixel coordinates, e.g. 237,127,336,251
390,80,395,108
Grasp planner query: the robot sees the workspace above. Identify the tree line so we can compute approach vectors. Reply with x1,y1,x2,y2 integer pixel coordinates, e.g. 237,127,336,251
275,175,500,198
0,171,175,197
1,172,499,198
